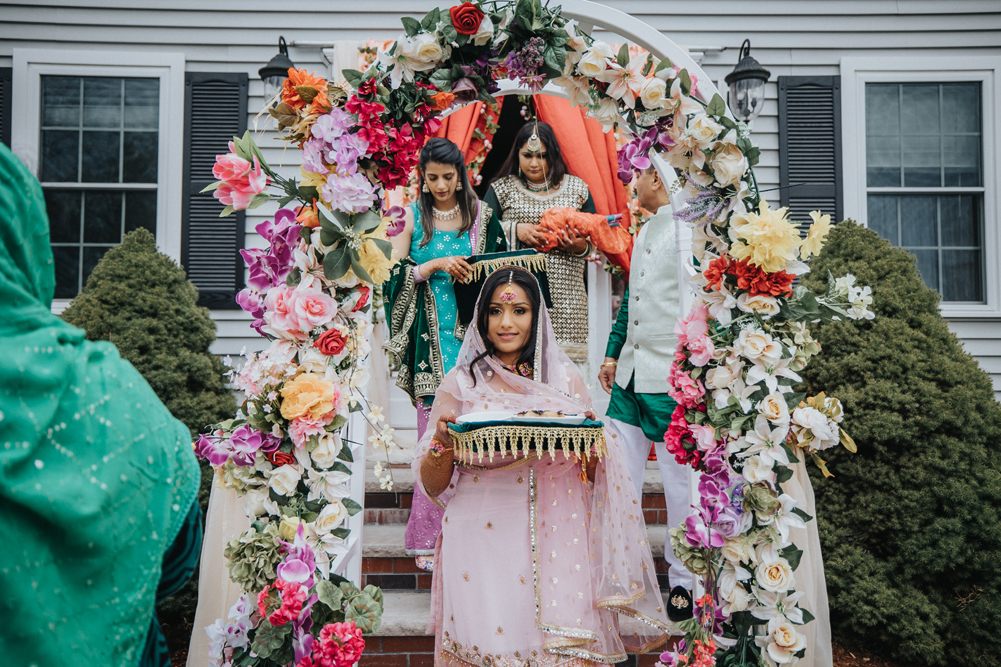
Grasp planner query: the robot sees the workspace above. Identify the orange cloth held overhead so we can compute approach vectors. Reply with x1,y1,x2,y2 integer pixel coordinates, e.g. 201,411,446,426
537,208,631,257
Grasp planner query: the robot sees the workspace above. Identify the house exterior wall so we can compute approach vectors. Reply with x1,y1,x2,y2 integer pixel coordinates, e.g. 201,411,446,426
2,0,999,397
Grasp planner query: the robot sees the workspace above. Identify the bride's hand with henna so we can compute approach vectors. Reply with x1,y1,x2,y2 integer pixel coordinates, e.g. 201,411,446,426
433,415,457,454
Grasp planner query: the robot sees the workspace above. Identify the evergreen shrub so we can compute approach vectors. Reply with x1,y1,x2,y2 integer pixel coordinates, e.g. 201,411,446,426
799,221,1001,666
61,229,235,652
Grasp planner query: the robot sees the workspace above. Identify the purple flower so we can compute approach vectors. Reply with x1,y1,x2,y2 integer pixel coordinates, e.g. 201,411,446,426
229,424,281,467
322,170,378,213
301,139,329,174
685,511,725,549
195,434,231,466
381,203,407,237
311,108,354,143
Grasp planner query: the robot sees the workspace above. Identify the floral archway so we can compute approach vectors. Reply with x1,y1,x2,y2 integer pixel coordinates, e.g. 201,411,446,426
196,2,875,666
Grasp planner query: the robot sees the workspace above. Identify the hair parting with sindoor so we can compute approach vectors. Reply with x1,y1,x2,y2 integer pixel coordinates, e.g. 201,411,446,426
468,268,541,385
417,137,478,248
491,121,568,188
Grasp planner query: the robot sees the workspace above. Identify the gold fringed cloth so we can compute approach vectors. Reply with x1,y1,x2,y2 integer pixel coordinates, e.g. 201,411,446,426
452,250,554,327
464,251,549,282
447,419,607,465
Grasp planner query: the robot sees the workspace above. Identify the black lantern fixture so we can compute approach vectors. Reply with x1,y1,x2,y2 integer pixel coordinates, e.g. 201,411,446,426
724,39,770,123
259,36,295,103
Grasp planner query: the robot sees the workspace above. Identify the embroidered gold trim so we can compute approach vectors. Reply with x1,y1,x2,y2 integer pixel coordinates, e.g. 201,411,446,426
463,253,549,283
451,425,607,464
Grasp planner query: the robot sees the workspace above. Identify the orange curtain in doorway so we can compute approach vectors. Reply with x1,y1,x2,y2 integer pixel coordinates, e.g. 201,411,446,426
435,99,504,164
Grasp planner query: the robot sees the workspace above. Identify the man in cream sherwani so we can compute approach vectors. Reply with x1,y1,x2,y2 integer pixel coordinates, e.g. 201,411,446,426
599,164,693,622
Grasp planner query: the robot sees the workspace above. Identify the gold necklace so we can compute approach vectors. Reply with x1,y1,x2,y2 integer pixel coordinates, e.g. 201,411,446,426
432,203,460,220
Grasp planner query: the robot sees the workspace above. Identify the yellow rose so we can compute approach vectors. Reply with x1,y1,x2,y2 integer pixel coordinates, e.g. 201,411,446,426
800,210,832,260
280,372,337,421
279,515,302,541
729,200,803,273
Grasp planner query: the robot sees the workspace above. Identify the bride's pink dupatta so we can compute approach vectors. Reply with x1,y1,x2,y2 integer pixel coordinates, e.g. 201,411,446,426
412,272,670,661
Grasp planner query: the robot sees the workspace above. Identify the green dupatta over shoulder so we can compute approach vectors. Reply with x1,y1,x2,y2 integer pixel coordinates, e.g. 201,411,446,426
383,203,506,405
0,145,200,666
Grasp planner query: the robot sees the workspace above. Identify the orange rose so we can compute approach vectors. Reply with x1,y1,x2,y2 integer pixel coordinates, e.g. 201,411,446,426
431,91,455,111
280,373,338,421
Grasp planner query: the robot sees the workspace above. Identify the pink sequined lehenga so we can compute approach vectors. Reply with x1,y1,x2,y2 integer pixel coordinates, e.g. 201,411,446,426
412,274,671,667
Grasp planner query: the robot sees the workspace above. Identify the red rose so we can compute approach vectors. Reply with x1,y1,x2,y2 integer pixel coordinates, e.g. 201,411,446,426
449,2,484,35
267,449,296,467
352,286,371,312
315,327,347,356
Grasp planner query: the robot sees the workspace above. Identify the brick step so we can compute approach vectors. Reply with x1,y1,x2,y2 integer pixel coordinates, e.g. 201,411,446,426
365,464,672,525
363,592,684,667
361,523,672,590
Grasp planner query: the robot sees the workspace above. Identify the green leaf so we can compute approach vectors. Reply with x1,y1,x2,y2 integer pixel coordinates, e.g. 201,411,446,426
543,46,565,74
401,16,421,36
328,414,348,431
218,205,235,218
420,6,440,32
316,578,344,611
363,584,384,607
780,545,804,571
342,497,363,516
373,237,393,260
719,115,738,131
776,464,794,484
441,23,458,44
322,248,352,281
429,68,453,92
655,57,674,74
780,441,800,463
199,181,221,193
550,29,570,47
791,507,813,523
616,43,629,68
800,608,816,624
349,255,375,284
250,620,291,659
346,592,383,634
641,53,654,77
678,69,692,96
247,192,271,210
351,209,384,234
336,445,354,463
331,461,352,475
706,93,726,117
331,526,351,539
342,69,364,87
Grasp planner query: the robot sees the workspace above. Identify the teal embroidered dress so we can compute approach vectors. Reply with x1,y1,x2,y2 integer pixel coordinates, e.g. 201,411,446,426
384,202,506,405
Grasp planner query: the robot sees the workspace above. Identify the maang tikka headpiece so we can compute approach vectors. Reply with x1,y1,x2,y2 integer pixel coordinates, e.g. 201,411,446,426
500,271,517,302
526,121,543,154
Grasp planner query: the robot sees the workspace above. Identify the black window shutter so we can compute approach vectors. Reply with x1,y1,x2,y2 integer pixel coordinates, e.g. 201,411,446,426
181,72,249,309
0,67,12,147
779,76,843,227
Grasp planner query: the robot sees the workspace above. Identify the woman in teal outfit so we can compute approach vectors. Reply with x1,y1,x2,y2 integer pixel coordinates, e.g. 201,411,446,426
384,137,506,564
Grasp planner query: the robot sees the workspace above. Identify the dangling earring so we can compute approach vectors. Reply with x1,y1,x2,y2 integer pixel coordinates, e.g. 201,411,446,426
456,182,463,191
422,182,430,193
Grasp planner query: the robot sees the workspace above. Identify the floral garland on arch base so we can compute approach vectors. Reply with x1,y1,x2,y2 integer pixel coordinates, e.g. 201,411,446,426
197,1,875,665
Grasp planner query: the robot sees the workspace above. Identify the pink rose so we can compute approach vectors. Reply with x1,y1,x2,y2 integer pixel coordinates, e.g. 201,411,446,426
289,414,332,449
668,366,705,409
687,334,716,367
675,302,710,347
287,287,337,334
688,424,718,452
212,141,268,210
264,285,302,341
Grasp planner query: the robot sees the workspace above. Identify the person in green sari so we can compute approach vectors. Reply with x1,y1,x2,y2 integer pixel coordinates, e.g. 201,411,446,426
0,144,201,667
383,137,506,566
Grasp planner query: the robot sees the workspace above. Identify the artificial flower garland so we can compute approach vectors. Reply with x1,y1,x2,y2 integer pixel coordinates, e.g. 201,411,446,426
197,2,874,665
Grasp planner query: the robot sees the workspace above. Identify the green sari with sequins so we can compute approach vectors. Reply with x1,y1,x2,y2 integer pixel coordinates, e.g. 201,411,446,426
0,144,200,667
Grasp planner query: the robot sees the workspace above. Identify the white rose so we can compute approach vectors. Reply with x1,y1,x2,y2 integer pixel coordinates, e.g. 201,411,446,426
298,345,329,373
722,534,756,565
471,15,494,46
719,564,752,613
408,33,445,68
742,455,775,484
757,392,790,426
311,432,343,469
685,114,724,149
763,617,807,664
269,464,302,496
244,486,269,517
734,328,783,365
737,293,781,317
577,42,614,77
314,501,348,534
791,407,839,450
710,142,749,189
755,557,795,593
706,356,743,390
589,97,624,131
639,77,667,110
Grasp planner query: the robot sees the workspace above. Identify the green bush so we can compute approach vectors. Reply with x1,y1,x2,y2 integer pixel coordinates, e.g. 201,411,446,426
62,229,235,435
798,221,1001,666
62,228,234,657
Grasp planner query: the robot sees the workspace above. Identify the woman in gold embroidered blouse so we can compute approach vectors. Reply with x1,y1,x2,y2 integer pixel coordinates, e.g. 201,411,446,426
482,121,596,367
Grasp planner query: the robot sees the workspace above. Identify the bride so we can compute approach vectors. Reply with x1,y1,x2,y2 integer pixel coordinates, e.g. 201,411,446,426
414,266,671,665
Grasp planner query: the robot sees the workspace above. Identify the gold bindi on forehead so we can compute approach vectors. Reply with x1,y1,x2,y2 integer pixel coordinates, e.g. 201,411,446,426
526,121,543,154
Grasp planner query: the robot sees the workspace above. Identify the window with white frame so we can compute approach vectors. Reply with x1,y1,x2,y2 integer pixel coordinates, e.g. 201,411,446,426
864,82,984,302
40,75,160,298
11,49,185,308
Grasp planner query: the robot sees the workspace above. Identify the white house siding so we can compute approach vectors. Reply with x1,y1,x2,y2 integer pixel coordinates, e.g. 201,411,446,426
1,0,999,395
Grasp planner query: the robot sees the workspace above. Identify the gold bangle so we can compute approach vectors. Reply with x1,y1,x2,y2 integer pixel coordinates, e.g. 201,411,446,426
600,361,617,368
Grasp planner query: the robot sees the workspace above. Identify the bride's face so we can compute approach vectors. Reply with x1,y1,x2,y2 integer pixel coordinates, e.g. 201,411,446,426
486,283,533,361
